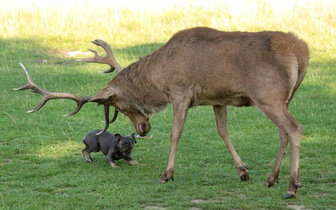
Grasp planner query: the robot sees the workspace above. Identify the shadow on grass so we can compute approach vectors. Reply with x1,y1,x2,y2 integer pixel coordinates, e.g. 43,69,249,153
1,37,336,209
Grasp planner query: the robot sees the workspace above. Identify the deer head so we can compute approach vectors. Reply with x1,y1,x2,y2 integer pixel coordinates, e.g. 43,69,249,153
16,39,152,136
89,85,152,136
78,39,152,136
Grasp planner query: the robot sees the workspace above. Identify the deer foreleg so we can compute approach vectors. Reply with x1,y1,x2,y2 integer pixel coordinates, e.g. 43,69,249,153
213,105,249,181
158,99,190,183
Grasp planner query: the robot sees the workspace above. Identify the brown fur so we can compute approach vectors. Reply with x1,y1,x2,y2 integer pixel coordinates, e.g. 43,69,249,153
90,27,309,199
97,28,308,109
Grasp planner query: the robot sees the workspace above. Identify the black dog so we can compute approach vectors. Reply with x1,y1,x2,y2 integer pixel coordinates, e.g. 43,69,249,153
82,130,141,168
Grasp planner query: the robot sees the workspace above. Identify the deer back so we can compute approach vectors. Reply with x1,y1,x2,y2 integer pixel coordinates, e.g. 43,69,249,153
103,27,308,111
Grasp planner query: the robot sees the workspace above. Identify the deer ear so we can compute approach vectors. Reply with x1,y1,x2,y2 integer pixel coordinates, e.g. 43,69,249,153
90,86,116,103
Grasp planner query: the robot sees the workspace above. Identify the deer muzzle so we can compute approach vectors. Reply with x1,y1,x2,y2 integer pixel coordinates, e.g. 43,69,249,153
137,122,151,137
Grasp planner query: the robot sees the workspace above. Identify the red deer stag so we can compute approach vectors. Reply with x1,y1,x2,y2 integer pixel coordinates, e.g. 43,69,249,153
16,27,309,199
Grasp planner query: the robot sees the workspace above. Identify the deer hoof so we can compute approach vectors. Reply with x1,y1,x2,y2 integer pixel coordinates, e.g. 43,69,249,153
240,172,249,181
239,166,249,181
157,177,173,183
283,192,295,199
157,179,172,184
158,174,174,183
294,182,302,188
265,180,274,187
265,177,278,187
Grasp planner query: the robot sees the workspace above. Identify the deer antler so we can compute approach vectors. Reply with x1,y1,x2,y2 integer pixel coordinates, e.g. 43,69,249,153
14,63,92,117
14,63,118,135
77,39,123,73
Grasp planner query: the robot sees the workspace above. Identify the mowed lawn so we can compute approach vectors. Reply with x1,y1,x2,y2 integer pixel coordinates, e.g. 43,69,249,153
0,0,335,209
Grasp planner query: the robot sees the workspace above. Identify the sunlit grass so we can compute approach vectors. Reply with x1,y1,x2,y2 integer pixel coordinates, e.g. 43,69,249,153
1,0,336,209
1,0,335,51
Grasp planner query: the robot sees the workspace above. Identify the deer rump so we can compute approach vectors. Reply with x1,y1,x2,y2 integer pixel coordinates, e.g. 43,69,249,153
16,27,309,199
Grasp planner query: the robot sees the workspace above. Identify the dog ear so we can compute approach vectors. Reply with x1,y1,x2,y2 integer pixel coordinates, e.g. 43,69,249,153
131,133,137,143
115,133,121,142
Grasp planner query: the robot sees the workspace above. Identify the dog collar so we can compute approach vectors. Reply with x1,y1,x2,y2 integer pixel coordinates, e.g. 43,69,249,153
117,143,127,155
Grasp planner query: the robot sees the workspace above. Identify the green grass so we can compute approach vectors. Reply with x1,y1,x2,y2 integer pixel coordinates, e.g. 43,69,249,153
1,0,336,209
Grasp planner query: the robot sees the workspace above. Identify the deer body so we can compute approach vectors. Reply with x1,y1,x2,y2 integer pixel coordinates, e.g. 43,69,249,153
16,27,309,199
103,28,307,110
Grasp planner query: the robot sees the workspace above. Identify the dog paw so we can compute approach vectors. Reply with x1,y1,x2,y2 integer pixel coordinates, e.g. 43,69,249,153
137,163,146,166
127,160,145,166
109,162,119,168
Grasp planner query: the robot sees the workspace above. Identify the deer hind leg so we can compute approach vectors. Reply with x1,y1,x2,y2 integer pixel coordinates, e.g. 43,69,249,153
257,103,302,199
265,129,289,187
158,98,190,183
213,105,249,181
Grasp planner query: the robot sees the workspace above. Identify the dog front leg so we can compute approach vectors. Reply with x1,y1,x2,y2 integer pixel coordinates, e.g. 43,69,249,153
106,154,119,168
125,157,144,166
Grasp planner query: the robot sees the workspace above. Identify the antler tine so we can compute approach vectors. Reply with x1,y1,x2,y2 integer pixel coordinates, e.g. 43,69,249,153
77,39,123,73
62,96,92,117
14,63,49,113
95,108,119,136
109,109,118,123
96,105,111,136
15,63,92,116
19,63,34,85
14,63,39,91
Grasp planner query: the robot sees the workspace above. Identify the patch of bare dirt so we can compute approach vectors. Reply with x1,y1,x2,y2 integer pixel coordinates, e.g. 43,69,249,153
191,199,212,203
191,197,225,204
288,205,306,210
145,206,166,210
0,159,12,165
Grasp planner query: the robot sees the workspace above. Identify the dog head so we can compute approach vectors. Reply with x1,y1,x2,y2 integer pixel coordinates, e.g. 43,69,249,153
115,133,137,152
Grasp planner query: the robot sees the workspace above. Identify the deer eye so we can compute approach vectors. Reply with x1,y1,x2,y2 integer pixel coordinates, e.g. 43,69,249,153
120,111,128,116
116,107,128,115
